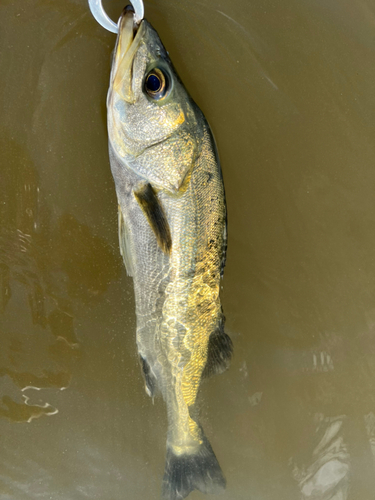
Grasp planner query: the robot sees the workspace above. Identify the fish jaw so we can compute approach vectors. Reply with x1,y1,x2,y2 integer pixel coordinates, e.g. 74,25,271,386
110,10,144,104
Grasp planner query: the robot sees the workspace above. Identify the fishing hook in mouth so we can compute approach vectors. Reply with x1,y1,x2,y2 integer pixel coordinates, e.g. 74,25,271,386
88,0,144,33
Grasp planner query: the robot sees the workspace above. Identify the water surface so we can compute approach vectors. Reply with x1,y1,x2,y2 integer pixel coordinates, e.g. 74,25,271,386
1,0,375,498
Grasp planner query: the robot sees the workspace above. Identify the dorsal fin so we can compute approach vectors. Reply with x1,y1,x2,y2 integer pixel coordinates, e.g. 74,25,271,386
134,183,172,254
118,205,135,277
220,215,227,278
202,315,233,379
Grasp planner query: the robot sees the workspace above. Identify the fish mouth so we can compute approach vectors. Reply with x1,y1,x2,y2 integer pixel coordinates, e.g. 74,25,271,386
111,6,145,101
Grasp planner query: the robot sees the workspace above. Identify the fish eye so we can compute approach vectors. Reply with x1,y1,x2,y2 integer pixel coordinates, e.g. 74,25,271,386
144,68,169,100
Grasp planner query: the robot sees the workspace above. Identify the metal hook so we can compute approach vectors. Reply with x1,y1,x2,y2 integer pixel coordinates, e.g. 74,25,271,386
88,0,144,33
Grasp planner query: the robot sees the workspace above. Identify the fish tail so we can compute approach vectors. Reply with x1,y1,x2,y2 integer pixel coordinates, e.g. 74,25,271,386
161,430,226,500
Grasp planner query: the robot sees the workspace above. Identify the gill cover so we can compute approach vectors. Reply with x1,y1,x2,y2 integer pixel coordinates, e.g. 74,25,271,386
107,11,204,193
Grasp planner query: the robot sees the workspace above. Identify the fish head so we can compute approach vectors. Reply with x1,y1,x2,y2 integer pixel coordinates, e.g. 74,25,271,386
107,9,204,192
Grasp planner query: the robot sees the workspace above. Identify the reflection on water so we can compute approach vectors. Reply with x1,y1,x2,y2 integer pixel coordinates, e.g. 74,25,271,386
0,393,58,424
0,134,119,426
1,0,375,498
291,415,350,500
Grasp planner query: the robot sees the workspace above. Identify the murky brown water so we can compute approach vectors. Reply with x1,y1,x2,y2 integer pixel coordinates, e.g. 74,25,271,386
2,0,375,498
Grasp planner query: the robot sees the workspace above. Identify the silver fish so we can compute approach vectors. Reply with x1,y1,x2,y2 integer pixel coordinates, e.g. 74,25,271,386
107,8,232,499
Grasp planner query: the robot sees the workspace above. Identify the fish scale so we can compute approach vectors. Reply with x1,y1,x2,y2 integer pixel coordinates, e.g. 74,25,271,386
107,9,232,500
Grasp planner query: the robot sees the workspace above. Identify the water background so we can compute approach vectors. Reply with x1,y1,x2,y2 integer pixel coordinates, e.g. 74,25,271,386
1,0,375,498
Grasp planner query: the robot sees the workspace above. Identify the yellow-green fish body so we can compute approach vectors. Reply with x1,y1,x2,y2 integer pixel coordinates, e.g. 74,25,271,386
107,10,232,499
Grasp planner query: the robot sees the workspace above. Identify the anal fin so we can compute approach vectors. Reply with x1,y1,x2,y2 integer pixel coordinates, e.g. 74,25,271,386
139,355,158,397
134,183,172,254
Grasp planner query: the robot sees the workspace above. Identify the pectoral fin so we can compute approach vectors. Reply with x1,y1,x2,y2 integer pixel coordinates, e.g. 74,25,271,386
134,183,172,254
118,205,135,277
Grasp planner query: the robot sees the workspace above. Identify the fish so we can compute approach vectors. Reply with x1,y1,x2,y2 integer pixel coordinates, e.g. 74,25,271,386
107,7,232,500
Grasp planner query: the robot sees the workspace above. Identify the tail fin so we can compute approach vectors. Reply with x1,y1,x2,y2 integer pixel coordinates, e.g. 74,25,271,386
161,432,226,500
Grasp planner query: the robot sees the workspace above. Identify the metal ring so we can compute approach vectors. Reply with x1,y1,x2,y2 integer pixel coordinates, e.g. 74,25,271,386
88,0,144,33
